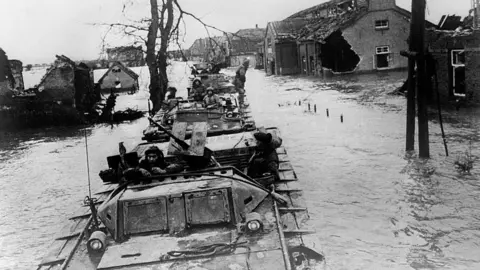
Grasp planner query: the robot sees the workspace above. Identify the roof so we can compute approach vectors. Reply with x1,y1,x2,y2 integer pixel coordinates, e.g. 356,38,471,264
297,9,367,41
234,28,266,40
106,46,143,54
287,0,351,19
97,61,139,85
267,18,311,41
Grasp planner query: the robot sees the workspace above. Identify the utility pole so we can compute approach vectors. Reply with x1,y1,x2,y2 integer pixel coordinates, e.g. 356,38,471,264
405,27,416,151
412,0,430,158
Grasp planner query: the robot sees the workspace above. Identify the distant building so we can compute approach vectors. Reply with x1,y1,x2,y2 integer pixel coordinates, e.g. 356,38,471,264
225,26,266,68
188,37,228,63
106,46,145,67
96,62,139,94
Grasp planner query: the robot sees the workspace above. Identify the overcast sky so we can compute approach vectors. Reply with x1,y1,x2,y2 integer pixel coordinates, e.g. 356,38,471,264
0,0,470,64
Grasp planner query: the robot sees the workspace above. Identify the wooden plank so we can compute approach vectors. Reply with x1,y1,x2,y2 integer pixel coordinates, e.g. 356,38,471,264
278,154,289,163
280,212,299,231
278,207,307,212
279,162,293,171
188,122,208,156
283,229,316,234
167,122,188,155
278,170,297,181
55,232,80,241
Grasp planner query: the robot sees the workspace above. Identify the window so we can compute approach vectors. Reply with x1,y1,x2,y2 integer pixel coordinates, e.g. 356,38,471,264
375,20,389,30
451,49,466,96
451,50,465,66
375,46,391,69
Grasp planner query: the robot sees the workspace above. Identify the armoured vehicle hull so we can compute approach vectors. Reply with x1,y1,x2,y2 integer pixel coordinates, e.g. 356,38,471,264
142,94,255,142
37,128,326,270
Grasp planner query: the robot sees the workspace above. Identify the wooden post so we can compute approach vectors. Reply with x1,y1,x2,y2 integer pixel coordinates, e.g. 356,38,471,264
405,55,416,151
404,2,419,152
412,0,430,158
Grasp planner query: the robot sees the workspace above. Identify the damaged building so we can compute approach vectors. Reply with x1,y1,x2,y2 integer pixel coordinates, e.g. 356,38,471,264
264,18,310,75
0,48,15,104
37,55,99,111
266,0,435,76
107,46,145,67
9,60,24,91
426,28,480,103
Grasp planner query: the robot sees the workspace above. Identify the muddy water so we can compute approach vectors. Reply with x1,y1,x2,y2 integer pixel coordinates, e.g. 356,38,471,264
0,63,479,270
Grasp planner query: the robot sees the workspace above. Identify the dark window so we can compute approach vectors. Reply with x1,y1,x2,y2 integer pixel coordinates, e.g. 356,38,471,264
375,46,390,69
375,20,389,30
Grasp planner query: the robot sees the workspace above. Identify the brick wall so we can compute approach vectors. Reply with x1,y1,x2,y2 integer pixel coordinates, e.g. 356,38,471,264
465,51,480,103
368,0,396,11
430,52,451,100
342,9,409,72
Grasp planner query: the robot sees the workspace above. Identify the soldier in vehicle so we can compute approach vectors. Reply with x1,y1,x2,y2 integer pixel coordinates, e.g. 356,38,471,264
203,87,221,108
190,78,206,101
138,146,184,177
247,131,283,183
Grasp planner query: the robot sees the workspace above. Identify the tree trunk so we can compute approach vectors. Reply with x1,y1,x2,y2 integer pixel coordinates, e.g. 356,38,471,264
147,0,160,113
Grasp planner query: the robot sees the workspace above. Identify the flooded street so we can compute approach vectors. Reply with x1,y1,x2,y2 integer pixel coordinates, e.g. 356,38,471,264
1,62,479,270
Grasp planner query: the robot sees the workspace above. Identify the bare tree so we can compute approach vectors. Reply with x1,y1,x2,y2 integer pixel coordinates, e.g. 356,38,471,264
96,0,260,113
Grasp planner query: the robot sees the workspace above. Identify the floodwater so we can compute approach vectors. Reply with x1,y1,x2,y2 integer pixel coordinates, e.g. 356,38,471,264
0,62,479,270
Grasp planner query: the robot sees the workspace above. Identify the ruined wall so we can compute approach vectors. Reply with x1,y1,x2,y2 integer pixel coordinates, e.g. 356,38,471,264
99,65,137,92
37,63,76,105
0,49,14,99
9,60,24,91
342,9,409,72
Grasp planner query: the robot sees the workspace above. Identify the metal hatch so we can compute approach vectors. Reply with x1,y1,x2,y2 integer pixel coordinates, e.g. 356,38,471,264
184,188,231,226
123,197,168,235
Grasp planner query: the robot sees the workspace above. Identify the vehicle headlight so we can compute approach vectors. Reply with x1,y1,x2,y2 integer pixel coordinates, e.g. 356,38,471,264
245,212,263,233
87,230,107,253
247,220,261,231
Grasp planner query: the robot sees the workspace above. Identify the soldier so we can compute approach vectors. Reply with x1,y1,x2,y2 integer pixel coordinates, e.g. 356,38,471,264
247,131,282,182
190,78,206,101
138,146,184,177
203,87,220,108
